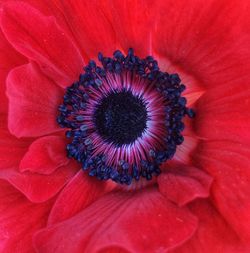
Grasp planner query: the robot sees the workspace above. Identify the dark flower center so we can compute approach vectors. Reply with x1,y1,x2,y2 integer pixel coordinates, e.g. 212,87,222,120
94,90,148,146
57,49,194,185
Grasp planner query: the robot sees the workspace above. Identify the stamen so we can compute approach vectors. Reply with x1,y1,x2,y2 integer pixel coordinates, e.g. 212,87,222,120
57,49,194,185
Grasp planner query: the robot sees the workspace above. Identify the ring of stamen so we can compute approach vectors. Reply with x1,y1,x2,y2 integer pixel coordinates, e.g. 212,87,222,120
57,49,194,185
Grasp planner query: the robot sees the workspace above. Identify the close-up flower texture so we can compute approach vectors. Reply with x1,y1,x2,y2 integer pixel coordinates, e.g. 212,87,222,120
0,0,250,252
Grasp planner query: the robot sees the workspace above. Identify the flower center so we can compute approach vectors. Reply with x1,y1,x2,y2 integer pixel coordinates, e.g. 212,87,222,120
94,90,148,146
57,49,194,185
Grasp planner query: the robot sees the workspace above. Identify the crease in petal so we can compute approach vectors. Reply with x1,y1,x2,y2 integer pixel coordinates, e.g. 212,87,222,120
158,164,213,206
194,82,250,145
0,115,31,169
153,0,250,89
19,135,69,175
0,1,84,87
170,200,250,253
0,179,54,253
0,161,78,203
101,0,159,57
98,246,130,253
0,29,26,113
6,63,63,138
37,0,118,60
48,170,110,225
34,187,198,253
194,141,250,242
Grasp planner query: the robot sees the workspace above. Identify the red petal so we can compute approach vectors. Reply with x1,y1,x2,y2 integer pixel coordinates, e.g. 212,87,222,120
27,0,166,60
0,29,26,113
47,0,119,60
153,0,250,89
170,200,250,253
0,117,30,169
19,135,69,175
46,0,118,60
100,0,159,57
0,161,78,203
173,135,198,165
48,170,109,225
34,187,197,253
98,247,129,253
0,1,84,87
194,82,250,145
158,164,213,206
0,179,53,253
194,141,250,242
170,116,198,165
157,55,205,107
6,63,63,138
8,0,78,43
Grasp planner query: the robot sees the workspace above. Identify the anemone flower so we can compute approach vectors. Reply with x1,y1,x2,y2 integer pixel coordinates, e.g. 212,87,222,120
0,1,250,253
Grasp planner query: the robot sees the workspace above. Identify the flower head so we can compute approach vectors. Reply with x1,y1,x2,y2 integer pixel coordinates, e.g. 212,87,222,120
0,1,250,253
58,49,194,184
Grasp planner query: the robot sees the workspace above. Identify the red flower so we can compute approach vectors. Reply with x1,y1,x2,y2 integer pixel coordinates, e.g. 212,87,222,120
0,1,250,253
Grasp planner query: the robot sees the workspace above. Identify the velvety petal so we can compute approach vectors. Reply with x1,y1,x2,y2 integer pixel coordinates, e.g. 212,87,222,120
6,0,79,42
98,247,130,253
173,135,198,165
153,0,250,89
6,63,63,138
158,164,213,206
0,29,26,113
194,82,250,145
0,1,84,87
169,115,199,165
0,116,30,169
34,187,198,253
170,200,250,253
100,0,158,57
0,179,53,253
0,161,78,203
19,0,117,61
19,135,69,175
194,141,250,242
157,56,205,107
48,170,109,225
